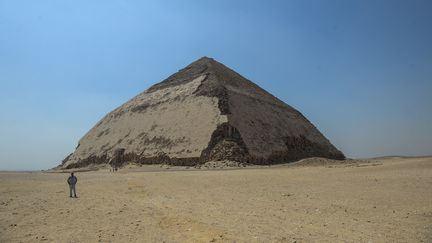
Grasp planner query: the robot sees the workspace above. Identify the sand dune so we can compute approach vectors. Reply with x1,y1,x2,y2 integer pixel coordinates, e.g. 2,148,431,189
1,157,431,242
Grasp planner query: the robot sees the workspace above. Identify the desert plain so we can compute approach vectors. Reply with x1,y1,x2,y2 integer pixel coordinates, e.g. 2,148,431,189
1,157,431,242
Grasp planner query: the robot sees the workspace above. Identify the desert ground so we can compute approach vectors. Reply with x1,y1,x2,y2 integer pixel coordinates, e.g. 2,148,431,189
1,157,431,242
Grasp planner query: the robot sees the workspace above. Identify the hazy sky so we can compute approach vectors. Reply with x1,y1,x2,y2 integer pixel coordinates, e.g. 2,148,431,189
1,0,431,170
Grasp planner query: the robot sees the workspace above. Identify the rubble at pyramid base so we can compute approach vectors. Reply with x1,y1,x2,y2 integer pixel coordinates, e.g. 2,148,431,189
62,133,344,169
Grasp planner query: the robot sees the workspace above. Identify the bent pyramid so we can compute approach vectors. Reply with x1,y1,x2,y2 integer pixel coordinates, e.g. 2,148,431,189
61,57,344,169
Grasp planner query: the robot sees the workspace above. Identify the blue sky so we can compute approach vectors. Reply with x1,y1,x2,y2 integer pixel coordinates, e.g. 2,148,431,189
0,0,431,170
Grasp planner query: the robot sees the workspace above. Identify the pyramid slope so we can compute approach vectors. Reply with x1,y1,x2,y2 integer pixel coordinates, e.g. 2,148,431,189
61,57,344,169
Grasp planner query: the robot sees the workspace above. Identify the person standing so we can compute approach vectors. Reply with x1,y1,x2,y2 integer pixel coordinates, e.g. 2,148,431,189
67,172,78,198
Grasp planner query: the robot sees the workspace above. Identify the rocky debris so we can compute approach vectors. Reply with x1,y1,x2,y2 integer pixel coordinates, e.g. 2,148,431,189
289,157,370,167
194,160,247,169
200,123,248,162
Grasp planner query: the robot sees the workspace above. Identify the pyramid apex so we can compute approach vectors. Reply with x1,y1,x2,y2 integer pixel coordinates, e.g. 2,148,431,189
191,56,216,65
198,56,214,60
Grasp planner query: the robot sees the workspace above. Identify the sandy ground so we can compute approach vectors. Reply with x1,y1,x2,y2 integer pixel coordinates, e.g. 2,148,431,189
1,157,431,242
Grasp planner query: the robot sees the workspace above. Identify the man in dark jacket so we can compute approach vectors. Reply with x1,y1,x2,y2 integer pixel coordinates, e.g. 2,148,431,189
67,172,78,198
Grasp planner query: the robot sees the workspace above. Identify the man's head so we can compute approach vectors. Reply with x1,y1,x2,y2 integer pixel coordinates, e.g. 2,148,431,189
71,172,74,176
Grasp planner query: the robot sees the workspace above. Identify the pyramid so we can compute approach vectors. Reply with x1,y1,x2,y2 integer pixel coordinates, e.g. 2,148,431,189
61,57,344,169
